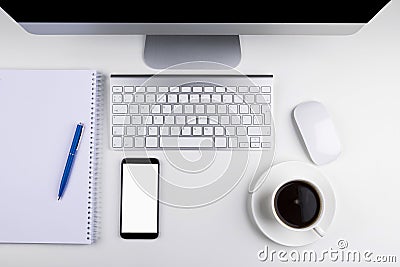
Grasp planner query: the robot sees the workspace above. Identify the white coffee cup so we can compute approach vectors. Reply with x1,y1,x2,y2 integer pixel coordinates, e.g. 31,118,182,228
270,179,326,237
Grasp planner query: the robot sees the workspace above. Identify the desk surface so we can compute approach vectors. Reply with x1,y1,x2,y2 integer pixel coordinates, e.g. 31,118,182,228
1,2,400,266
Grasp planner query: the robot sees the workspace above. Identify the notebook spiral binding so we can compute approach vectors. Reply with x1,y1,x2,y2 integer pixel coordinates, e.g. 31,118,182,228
88,72,103,243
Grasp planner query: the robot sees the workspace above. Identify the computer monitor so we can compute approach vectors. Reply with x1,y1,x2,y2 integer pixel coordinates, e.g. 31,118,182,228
1,0,391,68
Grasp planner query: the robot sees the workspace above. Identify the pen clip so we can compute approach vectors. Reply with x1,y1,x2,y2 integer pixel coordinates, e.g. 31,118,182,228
75,123,84,152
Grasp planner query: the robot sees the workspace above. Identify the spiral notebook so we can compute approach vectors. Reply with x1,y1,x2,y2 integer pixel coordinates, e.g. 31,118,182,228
0,70,102,244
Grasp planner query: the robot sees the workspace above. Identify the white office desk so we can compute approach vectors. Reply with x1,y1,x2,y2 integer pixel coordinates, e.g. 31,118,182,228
1,2,400,266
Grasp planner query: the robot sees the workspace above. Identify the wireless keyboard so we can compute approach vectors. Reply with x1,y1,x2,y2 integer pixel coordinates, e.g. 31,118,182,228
110,75,273,150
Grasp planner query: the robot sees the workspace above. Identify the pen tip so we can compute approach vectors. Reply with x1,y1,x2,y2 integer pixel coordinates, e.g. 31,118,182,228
57,197,61,201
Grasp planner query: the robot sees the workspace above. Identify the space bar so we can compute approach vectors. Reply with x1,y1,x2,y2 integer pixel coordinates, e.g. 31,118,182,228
160,137,213,148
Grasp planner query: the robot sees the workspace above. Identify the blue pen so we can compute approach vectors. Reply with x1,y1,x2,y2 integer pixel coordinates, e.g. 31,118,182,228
57,123,84,200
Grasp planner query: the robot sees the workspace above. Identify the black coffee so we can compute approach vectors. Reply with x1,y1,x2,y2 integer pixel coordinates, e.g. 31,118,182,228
274,181,321,229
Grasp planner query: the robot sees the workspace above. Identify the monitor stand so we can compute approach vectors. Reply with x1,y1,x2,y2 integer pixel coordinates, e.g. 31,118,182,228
144,35,241,69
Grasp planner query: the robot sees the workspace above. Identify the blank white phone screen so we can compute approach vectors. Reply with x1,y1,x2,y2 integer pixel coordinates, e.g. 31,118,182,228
122,163,158,233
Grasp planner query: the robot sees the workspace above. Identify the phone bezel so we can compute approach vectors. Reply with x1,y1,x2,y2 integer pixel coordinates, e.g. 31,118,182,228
120,158,159,239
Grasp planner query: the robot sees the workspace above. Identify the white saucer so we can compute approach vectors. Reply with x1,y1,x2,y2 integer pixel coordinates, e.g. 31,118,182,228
250,161,336,247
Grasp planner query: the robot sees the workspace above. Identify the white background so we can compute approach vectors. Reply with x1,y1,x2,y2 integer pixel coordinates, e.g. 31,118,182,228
0,0,400,266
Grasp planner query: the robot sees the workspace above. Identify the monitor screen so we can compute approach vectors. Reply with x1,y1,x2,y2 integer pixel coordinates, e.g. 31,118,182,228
1,0,391,23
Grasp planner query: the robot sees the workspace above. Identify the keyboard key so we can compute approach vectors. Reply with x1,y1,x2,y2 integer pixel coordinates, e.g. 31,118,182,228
140,104,150,114
159,86,168,93
181,86,191,92
264,112,271,124
229,138,238,148
226,127,235,136
147,86,157,92
124,86,134,93
136,86,145,92
239,105,249,114
112,94,123,103
195,105,205,114
112,126,124,135
157,95,167,103
160,127,170,136
217,105,227,114
193,127,202,136
137,127,147,135
209,116,218,125
193,86,202,93
216,87,225,93
212,95,222,103
231,116,241,125
135,94,145,103
112,137,122,148
160,137,213,148
198,116,208,124
243,115,252,125
181,126,191,135
244,95,255,103
185,105,194,113
123,94,133,103
187,116,196,125
130,104,139,114
148,126,158,136
250,86,260,93
131,116,142,124
179,94,189,103
163,105,172,114
228,105,238,114
146,94,156,103
227,86,236,93
146,137,158,148
215,127,224,136
173,105,183,114
126,126,136,135
170,127,181,136
112,86,123,93
113,115,130,125
233,95,243,103
113,104,128,114
253,115,263,125
223,95,233,103
262,142,271,148
256,94,271,103
165,116,175,124
250,137,260,143
176,116,185,124
134,137,145,148
154,116,164,124
201,95,211,103
236,127,246,136
190,95,200,103
220,116,230,125
170,86,179,93
251,142,260,148
204,86,214,93
239,142,249,148
168,94,178,103
143,116,153,124
238,86,248,93
151,104,161,114
204,127,213,136
124,137,134,148
206,105,216,114
250,104,260,114
261,86,271,93
247,126,271,136
214,137,227,148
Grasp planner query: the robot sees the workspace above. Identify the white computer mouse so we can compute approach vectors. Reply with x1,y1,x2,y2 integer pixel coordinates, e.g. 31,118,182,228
293,101,341,165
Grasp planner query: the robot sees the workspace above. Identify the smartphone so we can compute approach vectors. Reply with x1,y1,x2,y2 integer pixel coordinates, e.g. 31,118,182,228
120,158,159,239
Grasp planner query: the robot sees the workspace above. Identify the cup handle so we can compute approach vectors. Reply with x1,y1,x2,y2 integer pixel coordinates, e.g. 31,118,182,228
313,226,326,237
